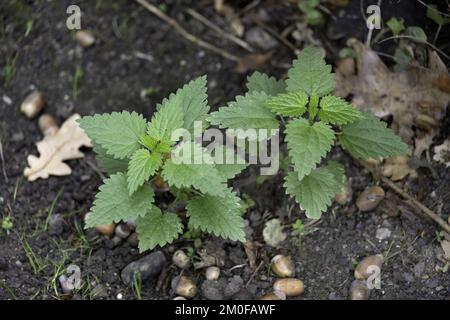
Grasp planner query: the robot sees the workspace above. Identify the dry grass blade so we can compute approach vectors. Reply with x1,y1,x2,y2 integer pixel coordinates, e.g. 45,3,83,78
185,8,254,52
135,0,239,61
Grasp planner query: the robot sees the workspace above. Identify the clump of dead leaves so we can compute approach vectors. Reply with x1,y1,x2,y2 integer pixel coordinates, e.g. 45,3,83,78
24,114,92,181
335,39,450,181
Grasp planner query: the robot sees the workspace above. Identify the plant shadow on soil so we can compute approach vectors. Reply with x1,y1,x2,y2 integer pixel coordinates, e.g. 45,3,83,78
0,0,449,300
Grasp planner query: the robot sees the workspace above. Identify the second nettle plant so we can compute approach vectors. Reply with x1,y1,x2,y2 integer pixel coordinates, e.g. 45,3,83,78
80,47,407,252
209,47,408,219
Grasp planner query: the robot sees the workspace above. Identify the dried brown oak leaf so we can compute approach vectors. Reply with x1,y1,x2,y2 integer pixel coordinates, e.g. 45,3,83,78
24,114,92,181
335,39,450,143
382,156,417,181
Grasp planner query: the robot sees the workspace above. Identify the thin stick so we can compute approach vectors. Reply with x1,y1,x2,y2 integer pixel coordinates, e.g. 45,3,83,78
185,8,254,52
252,19,298,53
135,0,239,61
246,261,264,287
381,176,450,234
0,140,8,183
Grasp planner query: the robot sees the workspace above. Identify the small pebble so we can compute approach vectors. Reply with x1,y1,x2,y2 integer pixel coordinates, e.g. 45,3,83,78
20,91,45,119
58,275,73,294
75,30,96,48
349,280,370,300
121,251,166,286
375,227,391,240
115,223,131,239
127,232,139,247
205,266,220,281
356,186,385,212
48,214,64,236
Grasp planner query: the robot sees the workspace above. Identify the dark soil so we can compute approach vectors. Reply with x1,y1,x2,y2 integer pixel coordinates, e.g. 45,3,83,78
0,0,449,300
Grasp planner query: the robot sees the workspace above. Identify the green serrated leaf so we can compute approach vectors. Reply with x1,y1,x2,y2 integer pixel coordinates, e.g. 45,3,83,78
78,111,147,159
405,26,427,43
209,144,248,180
93,143,128,175
286,47,335,97
427,5,450,26
386,17,405,36
136,206,183,252
318,95,362,125
127,149,163,195
208,91,279,130
339,113,409,159
285,118,335,180
325,160,346,193
85,173,154,227
161,141,227,197
147,99,184,144
265,91,308,117
284,165,339,219
186,191,245,242
157,76,209,132
246,72,286,96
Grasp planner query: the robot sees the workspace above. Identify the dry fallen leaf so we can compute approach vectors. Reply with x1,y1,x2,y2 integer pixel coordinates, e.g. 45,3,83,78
382,156,417,181
235,51,273,73
335,39,450,144
414,133,434,157
433,139,450,167
24,114,92,181
441,240,450,260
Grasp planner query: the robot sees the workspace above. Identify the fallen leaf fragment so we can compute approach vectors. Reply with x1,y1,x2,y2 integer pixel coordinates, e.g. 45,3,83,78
414,133,434,157
382,156,417,181
441,240,450,260
263,218,286,247
24,114,92,181
235,52,273,73
335,39,450,143
433,139,450,167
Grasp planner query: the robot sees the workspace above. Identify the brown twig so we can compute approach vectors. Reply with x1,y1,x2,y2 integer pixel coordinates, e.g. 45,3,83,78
185,8,254,52
135,0,239,61
246,260,264,287
0,140,8,183
381,176,450,234
251,18,298,53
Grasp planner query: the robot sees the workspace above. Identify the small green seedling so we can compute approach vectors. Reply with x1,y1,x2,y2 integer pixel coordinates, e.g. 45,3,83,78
298,0,324,26
210,47,408,219
79,77,247,252
1,216,13,234
291,218,305,237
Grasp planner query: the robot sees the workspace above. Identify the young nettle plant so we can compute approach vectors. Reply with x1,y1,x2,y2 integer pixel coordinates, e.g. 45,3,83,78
78,77,247,252
209,47,408,219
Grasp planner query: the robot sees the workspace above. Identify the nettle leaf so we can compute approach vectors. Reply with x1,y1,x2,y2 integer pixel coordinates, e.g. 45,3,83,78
285,118,335,180
209,144,248,180
157,76,209,132
339,113,409,159
265,91,308,117
147,99,184,144
324,160,346,193
284,163,343,219
136,206,183,252
161,141,227,197
79,111,147,159
246,71,286,96
186,190,245,242
318,95,362,125
208,91,279,130
286,47,335,97
85,173,155,227
93,143,128,175
127,149,163,195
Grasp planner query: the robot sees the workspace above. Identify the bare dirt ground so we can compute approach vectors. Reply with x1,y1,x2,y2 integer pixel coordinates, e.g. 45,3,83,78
0,0,449,300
